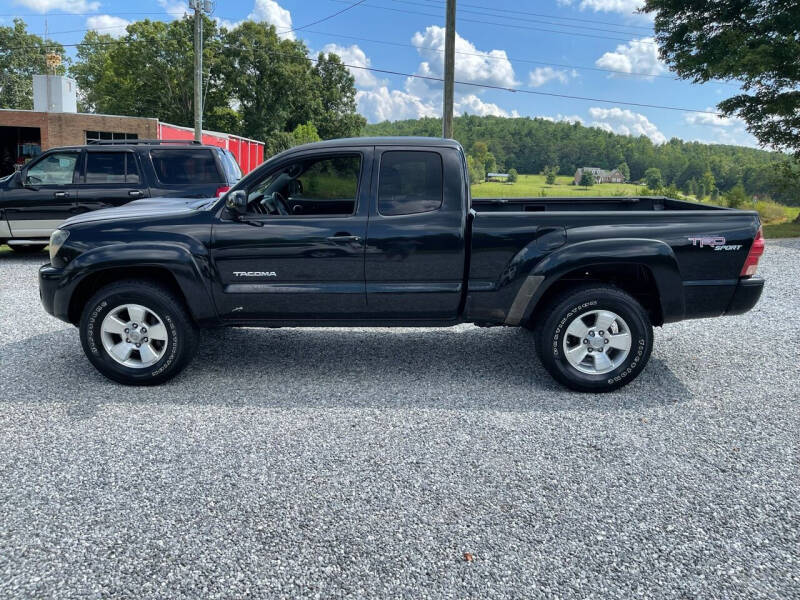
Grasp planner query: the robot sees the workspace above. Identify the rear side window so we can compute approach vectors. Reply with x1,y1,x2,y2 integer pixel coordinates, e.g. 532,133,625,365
378,151,443,216
150,149,221,184
86,152,140,184
218,149,242,182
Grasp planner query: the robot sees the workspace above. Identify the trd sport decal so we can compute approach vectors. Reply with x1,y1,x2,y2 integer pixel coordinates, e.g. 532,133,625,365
688,236,742,251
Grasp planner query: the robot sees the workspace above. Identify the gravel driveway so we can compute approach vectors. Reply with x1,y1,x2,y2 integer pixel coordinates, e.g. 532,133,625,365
1,242,798,599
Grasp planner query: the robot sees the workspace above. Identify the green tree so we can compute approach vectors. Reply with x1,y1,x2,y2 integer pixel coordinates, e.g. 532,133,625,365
642,0,800,152
291,121,321,146
711,187,720,204
697,182,707,199
467,155,484,185
616,161,630,182
312,52,365,139
701,169,716,197
579,171,595,187
725,182,749,208
687,178,696,197
0,19,67,109
70,18,224,126
544,165,559,185
507,168,518,183
644,167,663,191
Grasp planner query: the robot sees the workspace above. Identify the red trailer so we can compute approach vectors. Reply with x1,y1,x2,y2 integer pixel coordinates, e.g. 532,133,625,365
157,122,264,174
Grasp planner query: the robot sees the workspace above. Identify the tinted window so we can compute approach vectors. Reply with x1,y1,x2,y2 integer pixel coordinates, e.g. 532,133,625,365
218,149,242,182
378,151,443,216
150,149,221,184
247,154,361,216
85,152,140,184
26,152,78,185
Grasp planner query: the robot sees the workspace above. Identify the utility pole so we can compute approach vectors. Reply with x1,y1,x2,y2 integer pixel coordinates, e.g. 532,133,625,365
442,0,456,139
191,0,211,143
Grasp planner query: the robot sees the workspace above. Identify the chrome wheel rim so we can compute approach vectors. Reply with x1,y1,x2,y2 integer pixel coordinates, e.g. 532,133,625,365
562,309,632,375
100,304,168,369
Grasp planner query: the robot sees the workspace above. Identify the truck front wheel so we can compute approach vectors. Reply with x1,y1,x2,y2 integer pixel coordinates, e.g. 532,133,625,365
535,285,653,392
79,280,199,385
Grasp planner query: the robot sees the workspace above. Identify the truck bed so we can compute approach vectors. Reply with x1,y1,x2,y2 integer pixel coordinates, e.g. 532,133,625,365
465,195,761,326
471,195,730,213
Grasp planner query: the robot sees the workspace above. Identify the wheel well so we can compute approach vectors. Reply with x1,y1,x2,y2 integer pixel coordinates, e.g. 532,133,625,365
67,267,185,325
529,263,664,327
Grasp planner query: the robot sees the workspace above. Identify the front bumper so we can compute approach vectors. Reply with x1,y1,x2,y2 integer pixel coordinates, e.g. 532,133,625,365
39,263,72,323
725,276,764,316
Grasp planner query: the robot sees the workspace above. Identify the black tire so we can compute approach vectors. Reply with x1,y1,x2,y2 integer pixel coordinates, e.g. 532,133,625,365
79,279,199,385
9,243,47,253
535,285,653,393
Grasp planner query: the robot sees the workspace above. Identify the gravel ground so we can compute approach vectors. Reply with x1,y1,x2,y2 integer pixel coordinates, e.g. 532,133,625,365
0,242,798,599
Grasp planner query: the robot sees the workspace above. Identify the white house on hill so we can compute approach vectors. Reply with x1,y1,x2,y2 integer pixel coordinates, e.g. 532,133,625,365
573,167,625,185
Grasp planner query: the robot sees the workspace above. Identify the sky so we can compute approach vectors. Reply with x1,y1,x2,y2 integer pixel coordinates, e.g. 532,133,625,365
3,0,760,148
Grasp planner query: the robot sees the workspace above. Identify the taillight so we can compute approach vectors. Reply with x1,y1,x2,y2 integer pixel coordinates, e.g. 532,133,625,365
740,226,765,277
215,186,231,197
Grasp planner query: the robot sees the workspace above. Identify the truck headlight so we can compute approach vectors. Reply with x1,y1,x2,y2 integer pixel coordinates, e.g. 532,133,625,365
49,229,70,264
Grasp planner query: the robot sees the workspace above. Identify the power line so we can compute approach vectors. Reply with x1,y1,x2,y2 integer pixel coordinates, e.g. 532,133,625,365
279,0,369,35
379,0,653,37
324,0,658,44
7,35,720,115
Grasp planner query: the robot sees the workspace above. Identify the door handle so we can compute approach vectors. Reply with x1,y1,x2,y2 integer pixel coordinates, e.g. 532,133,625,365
326,235,361,242
53,191,68,199
128,190,143,197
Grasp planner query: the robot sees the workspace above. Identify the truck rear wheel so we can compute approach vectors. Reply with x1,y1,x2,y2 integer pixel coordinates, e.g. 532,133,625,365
535,285,653,392
79,280,198,385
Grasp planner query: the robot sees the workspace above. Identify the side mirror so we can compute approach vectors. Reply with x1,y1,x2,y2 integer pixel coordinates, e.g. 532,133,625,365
225,189,248,216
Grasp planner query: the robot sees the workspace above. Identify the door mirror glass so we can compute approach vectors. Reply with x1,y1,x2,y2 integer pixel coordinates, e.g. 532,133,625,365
226,189,248,215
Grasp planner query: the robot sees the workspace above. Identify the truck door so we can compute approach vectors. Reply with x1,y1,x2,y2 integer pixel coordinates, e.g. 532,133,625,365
3,150,81,239
72,149,148,214
365,147,468,319
210,148,372,320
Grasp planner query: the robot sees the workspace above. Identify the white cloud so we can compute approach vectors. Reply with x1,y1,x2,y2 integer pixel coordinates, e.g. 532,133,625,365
588,107,666,144
158,0,189,19
355,25,520,123
528,67,576,88
558,0,646,15
411,25,517,90
685,108,758,146
595,37,664,78
356,87,436,123
14,0,99,13
85,15,131,38
321,44,382,88
248,0,294,40
455,94,519,118
684,108,743,128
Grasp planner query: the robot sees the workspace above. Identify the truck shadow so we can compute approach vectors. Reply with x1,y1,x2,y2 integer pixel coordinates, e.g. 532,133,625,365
1,326,692,418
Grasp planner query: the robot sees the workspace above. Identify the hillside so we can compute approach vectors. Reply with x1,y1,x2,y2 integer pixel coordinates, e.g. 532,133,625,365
363,115,798,205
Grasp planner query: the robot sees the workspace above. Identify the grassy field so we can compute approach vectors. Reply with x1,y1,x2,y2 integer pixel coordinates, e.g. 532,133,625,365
471,174,799,237
471,174,645,198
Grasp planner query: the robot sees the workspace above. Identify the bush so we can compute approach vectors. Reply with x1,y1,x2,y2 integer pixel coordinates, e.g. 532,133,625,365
507,168,518,183
579,171,594,187
755,199,788,223
725,183,749,209
644,167,663,191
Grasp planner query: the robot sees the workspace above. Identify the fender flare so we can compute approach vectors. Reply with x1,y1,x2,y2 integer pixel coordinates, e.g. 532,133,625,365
61,242,217,323
509,238,685,325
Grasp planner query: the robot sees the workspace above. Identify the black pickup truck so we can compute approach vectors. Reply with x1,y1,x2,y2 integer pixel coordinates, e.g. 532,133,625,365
39,137,765,392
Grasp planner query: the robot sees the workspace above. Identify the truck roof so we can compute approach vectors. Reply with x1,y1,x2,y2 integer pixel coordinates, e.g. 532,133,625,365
288,136,464,152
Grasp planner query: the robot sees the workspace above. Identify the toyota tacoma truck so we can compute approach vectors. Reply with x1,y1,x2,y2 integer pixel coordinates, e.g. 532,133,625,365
38,137,765,392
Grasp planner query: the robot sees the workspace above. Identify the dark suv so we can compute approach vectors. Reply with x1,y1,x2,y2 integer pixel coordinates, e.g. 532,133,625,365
0,140,242,252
